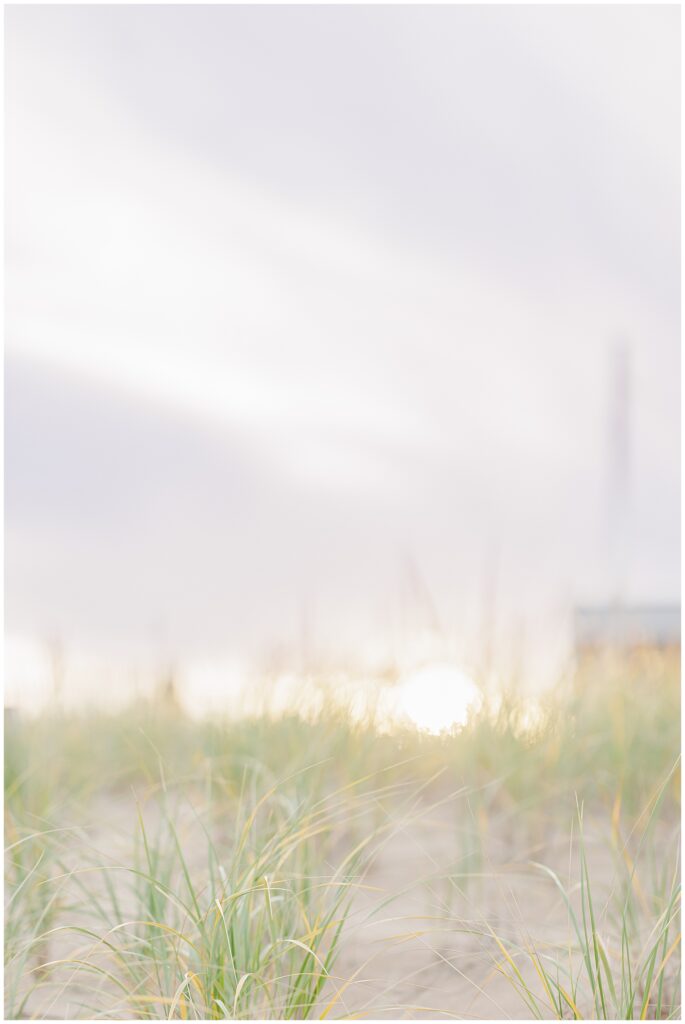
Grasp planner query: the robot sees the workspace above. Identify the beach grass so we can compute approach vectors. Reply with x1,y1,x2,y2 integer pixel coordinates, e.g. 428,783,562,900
4,651,680,1019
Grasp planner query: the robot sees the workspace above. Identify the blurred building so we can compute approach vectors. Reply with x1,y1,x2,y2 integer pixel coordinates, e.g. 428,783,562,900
574,604,680,656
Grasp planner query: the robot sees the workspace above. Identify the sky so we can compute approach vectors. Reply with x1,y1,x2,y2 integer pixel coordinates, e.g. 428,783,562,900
4,5,680,707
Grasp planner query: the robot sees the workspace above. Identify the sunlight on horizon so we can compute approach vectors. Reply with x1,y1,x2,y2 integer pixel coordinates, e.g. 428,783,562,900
4,632,485,735
393,664,483,734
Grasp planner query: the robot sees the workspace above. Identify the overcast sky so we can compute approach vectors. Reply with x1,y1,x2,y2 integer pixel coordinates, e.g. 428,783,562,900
5,5,680,700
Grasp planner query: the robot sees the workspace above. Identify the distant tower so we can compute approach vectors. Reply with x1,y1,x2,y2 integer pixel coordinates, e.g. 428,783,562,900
574,342,679,659
606,341,632,604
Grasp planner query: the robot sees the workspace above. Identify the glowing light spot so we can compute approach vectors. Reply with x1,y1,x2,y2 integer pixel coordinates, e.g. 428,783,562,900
394,663,482,734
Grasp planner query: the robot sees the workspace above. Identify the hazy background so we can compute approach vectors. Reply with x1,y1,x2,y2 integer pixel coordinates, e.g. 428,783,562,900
5,5,680,709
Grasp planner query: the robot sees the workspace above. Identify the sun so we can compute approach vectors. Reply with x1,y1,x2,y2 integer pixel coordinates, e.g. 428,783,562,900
393,663,482,734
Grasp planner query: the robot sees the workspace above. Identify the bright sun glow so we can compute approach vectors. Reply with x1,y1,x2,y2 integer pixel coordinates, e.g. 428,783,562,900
394,663,482,734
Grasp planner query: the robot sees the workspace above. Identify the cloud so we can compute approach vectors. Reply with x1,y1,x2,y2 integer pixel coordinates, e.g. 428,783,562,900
4,6,680,684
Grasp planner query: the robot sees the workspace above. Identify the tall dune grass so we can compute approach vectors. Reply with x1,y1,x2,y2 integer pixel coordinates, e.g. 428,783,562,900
5,651,680,1018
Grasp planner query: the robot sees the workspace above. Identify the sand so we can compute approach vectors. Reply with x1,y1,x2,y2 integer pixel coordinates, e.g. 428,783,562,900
8,787,678,1021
